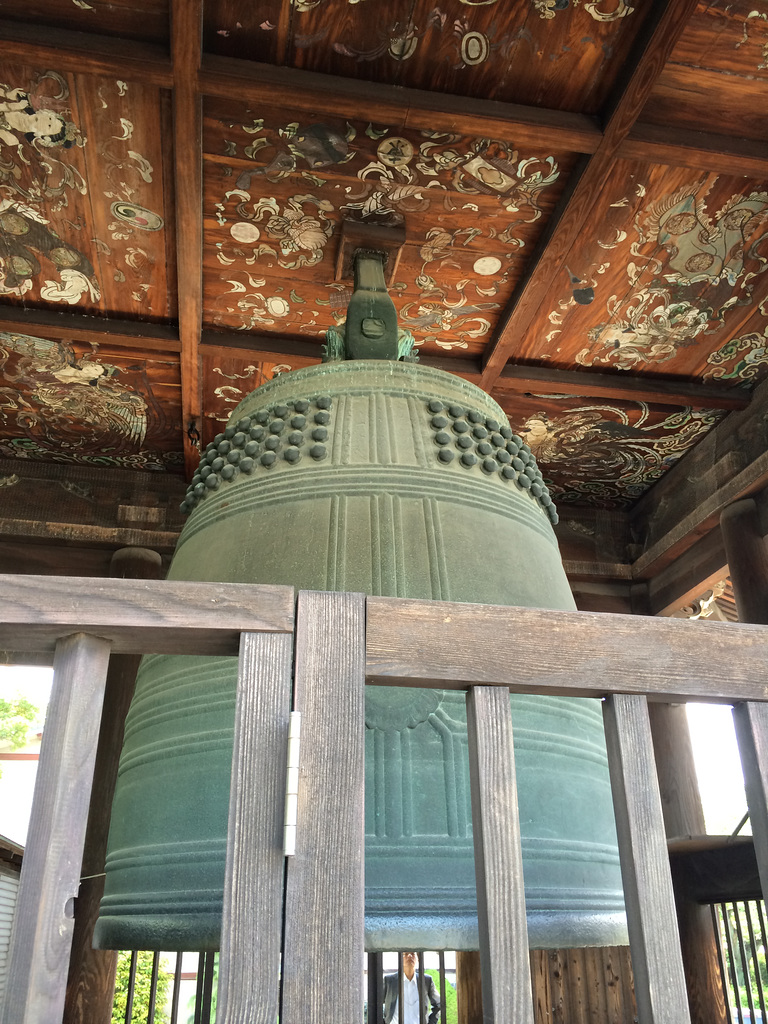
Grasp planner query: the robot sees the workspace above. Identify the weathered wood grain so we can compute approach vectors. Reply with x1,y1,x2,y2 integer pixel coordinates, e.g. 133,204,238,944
602,694,691,1024
216,631,293,1024
632,374,768,579
0,633,112,1024
0,574,294,655
366,596,768,703
647,529,728,618
732,702,768,905
721,500,768,625
648,703,728,1024
456,952,483,1024
466,685,533,1024
282,591,366,1024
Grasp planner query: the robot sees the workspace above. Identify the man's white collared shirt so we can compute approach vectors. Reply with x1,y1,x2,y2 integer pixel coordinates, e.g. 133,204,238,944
392,973,421,1024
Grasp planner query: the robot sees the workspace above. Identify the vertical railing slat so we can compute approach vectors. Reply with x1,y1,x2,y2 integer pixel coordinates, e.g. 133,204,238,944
282,591,366,1024
215,631,293,1024
733,702,768,900
466,685,533,1024
603,693,691,1024
1,632,112,1024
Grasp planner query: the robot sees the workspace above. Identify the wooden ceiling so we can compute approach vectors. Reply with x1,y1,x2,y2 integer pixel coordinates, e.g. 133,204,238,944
1,0,768,600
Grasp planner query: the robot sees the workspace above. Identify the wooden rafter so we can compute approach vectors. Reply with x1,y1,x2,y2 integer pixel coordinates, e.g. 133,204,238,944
0,307,181,352
199,331,750,410
479,0,704,392
3,21,766,179
630,373,768,579
171,0,205,478
0,19,172,86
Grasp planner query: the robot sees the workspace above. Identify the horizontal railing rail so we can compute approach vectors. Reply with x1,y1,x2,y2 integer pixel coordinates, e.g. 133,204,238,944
1,579,766,1024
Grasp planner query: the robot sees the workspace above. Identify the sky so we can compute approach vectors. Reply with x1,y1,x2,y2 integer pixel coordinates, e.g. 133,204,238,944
0,665,750,845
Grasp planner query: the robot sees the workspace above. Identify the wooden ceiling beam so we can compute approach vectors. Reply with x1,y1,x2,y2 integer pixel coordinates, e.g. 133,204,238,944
620,123,768,179
630,373,768,579
199,56,602,154
0,19,172,86
479,0,703,392
200,330,748,409
2,18,765,176
0,306,181,352
172,0,205,479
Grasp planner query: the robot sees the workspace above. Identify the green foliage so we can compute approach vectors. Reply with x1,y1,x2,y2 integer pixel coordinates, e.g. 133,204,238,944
0,696,38,747
0,696,38,778
425,969,457,1024
112,951,171,1024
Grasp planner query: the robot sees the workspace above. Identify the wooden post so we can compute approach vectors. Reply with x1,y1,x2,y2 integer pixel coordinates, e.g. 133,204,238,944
466,685,533,1024
1,633,112,1024
603,694,691,1024
732,703,768,904
282,591,366,1024
63,548,162,1024
720,499,768,624
648,703,728,1024
215,630,293,1024
456,952,483,1024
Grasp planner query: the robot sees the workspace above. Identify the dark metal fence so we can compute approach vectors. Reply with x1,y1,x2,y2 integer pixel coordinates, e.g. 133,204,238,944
714,900,768,1024
366,951,451,1024
113,951,216,1024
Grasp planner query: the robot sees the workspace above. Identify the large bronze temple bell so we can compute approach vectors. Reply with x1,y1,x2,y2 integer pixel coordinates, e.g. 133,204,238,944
95,249,626,953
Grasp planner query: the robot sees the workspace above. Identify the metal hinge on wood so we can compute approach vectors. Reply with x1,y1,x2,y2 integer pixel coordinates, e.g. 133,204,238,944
284,711,301,856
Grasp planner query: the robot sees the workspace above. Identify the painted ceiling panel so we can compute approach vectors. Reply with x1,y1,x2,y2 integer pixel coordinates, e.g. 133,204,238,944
519,159,768,384
0,66,175,319
202,0,650,114
202,102,575,355
201,352,296,444
666,0,768,78
497,391,725,508
203,0,287,61
0,331,183,471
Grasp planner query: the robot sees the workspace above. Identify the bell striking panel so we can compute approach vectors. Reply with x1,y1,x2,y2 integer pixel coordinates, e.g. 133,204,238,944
95,357,626,952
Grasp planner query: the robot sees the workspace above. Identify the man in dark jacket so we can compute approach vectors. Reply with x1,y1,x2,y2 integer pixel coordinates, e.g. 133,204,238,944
382,951,441,1024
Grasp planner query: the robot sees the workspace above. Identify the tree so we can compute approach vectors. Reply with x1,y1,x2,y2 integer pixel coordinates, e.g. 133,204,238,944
0,696,38,777
111,951,172,1024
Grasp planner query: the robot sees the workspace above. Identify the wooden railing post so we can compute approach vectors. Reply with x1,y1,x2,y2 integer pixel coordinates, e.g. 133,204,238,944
732,702,768,900
1,632,112,1024
282,591,366,1024
215,629,294,1024
466,685,533,1024
64,547,163,1024
603,694,691,1024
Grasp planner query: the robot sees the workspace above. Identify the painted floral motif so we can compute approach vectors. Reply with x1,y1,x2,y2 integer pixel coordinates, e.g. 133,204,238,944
510,400,721,507
0,333,181,470
573,182,768,371
210,113,563,350
705,327,768,384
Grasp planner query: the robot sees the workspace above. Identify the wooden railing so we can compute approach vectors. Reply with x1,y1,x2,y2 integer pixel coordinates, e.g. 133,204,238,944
2,574,768,1024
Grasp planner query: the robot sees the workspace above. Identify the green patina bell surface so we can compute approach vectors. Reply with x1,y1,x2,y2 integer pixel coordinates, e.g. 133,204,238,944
96,250,625,952
95,358,627,953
